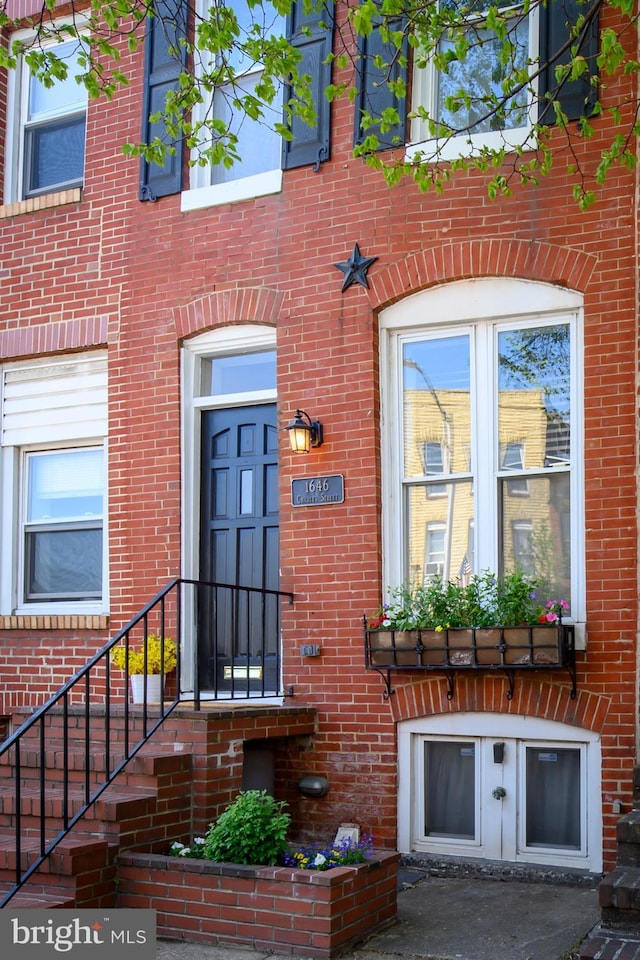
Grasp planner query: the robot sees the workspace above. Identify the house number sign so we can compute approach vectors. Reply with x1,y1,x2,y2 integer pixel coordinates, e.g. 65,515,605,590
291,475,344,507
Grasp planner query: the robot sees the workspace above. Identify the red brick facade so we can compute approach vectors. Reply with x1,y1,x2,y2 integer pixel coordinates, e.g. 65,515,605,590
0,0,637,873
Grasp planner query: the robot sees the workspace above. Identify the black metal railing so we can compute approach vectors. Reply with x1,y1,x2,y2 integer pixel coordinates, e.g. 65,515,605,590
0,577,293,906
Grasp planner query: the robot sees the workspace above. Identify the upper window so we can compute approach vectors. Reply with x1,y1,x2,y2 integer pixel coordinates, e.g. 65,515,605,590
410,0,536,156
381,279,583,622
184,0,284,208
6,33,87,202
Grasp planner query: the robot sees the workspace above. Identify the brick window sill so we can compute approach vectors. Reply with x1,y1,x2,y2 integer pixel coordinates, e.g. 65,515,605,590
0,188,82,220
0,614,108,631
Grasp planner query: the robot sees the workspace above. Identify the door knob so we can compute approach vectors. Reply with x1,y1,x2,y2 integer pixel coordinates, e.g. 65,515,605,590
492,786,507,799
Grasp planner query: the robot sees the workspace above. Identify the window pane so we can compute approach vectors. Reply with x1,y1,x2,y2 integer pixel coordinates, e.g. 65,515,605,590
28,40,86,119
424,740,475,839
436,15,529,133
525,747,581,849
205,350,276,396
27,449,103,521
26,528,102,598
498,325,571,468
403,336,470,479
407,479,474,582
211,73,282,184
224,0,285,73
25,115,85,195
501,472,571,607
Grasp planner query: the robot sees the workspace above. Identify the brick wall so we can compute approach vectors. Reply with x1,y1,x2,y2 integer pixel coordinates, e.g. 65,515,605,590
0,3,637,869
116,850,399,958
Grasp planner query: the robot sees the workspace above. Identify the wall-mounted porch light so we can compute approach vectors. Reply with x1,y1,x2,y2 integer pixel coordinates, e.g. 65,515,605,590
285,409,323,454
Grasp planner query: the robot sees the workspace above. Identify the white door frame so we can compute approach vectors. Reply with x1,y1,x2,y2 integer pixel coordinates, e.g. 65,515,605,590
180,325,277,697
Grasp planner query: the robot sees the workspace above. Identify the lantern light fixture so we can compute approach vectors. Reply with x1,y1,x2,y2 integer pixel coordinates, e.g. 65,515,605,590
285,409,323,454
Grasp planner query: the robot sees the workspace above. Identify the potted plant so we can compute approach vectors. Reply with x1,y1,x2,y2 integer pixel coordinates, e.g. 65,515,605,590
365,571,571,669
110,633,177,703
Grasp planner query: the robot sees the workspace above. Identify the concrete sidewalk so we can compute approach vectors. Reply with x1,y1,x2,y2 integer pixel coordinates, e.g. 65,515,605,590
155,870,600,960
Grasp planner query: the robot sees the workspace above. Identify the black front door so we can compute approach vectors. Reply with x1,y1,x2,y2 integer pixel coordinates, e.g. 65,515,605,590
199,404,279,695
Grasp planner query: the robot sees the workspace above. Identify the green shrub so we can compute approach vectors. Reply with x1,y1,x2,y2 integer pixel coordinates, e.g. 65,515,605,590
203,790,291,866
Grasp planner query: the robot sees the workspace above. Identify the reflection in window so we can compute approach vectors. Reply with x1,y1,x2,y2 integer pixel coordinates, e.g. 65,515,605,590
399,321,571,607
425,522,446,579
511,520,534,575
423,441,447,497
503,441,529,496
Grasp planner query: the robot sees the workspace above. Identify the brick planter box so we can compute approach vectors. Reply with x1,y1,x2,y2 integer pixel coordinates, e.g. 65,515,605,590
116,850,399,958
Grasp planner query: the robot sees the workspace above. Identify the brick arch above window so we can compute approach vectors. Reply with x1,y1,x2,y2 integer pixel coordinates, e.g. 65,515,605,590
389,675,611,735
175,286,283,341
368,239,598,311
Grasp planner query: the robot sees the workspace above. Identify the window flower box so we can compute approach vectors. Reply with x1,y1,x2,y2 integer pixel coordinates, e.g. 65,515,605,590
364,572,576,696
364,623,576,699
366,623,574,669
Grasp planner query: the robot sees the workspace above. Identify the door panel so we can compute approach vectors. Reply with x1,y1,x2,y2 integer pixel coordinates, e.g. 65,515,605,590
417,734,585,867
199,404,279,695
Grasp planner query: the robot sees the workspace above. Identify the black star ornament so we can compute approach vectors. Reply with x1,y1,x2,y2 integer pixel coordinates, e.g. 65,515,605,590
334,243,378,292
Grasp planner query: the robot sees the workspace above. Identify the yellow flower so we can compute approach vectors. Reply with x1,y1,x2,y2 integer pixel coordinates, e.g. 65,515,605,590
110,633,177,675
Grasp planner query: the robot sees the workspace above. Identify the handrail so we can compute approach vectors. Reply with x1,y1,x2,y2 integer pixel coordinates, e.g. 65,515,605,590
0,577,294,906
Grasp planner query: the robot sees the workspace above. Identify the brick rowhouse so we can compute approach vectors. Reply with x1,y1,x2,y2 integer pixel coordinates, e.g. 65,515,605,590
0,0,636,878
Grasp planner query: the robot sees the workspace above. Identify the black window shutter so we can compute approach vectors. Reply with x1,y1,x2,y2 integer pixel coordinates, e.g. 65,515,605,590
538,0,599,123
139,0,188,201
282,2,335,171
354,18,408,151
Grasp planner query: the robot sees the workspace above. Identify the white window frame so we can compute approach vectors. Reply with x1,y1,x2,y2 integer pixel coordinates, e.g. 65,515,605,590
380,278,585,643
408,3,539,162
20,444,105,605
4,23,88,204
181,0,284,212
0,353,108,616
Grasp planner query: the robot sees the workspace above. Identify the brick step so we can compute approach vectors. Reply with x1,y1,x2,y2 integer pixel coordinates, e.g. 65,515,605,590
580,927,640,959
0,832,112,874
617,811,640,867
599,867,640,933
0,831,118,908
0,744,191,785
0,781,157,835
0,883,77,908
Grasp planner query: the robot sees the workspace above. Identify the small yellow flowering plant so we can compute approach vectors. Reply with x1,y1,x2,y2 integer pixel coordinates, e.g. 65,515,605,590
110,633,177,675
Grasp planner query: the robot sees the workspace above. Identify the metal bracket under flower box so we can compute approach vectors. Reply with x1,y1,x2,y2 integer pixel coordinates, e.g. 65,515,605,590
363,620,576,702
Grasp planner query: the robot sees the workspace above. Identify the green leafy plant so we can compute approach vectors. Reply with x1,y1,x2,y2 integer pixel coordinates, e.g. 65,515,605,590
368,570,565,630
202,790,291,866
110,633,177,675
